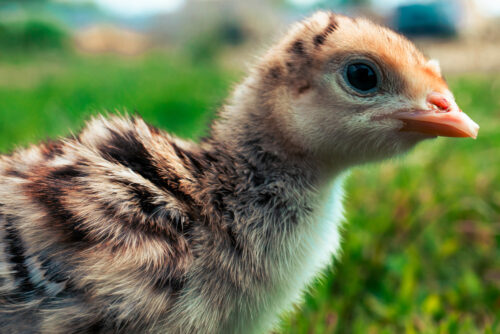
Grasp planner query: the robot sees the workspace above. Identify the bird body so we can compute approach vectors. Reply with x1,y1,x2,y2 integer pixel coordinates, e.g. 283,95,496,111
0,116,345,333
0,12,478,334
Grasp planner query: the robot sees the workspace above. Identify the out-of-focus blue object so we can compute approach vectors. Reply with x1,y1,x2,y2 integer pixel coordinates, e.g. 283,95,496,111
394,0,461,37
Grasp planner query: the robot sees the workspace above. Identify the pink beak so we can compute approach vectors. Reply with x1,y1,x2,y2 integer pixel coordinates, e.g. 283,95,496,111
395,92,479,139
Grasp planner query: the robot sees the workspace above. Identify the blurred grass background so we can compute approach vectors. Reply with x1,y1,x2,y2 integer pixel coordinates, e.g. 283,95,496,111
0,2,499,333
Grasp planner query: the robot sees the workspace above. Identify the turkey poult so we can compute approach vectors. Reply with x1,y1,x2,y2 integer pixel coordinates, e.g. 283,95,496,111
0,12,479,334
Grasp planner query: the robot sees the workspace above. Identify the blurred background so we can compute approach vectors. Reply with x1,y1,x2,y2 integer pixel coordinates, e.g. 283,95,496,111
0,0,498,333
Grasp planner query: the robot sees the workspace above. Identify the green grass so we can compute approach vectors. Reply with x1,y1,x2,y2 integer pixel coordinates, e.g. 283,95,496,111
0,52,498,333
0,52,237,151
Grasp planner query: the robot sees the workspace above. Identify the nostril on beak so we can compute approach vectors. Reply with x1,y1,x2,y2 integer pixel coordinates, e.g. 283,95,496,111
427,92,451,112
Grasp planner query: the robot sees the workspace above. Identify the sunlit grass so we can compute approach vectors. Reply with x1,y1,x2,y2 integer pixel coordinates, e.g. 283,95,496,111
0,52,238,152
0,52,498,333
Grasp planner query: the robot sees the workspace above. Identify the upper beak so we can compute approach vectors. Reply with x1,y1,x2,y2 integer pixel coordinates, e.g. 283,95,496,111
394,92,479,139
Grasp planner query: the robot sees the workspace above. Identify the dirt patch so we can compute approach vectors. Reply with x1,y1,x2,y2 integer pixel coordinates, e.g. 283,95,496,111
417,38,500,75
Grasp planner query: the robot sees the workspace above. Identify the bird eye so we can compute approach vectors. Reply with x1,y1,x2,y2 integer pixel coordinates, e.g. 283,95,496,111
344,62,379,94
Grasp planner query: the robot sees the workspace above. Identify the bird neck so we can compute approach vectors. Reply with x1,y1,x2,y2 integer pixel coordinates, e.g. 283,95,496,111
208,77,345,185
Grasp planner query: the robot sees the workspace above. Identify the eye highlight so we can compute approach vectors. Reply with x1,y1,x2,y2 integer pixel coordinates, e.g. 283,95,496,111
344,61,379,94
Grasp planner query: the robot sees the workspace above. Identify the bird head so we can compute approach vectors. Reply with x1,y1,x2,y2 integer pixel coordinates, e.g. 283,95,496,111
254,12,479,167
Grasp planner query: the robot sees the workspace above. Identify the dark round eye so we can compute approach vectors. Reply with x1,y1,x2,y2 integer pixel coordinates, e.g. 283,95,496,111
345,62,378,93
